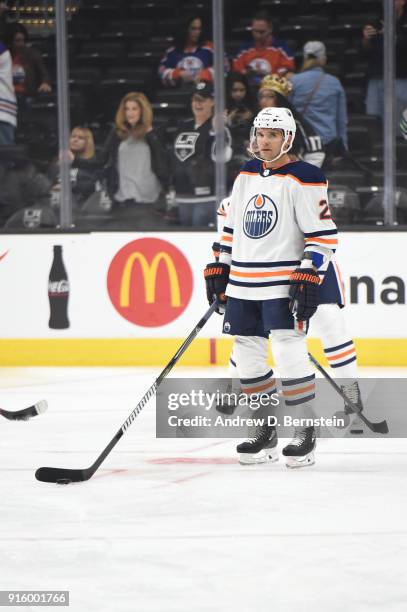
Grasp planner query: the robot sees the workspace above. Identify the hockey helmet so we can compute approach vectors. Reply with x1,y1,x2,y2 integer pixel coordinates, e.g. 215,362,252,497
249,107,297,163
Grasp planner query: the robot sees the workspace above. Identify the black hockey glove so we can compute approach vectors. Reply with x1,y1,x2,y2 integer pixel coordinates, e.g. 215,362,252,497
288,267,320,321
204,262,229,314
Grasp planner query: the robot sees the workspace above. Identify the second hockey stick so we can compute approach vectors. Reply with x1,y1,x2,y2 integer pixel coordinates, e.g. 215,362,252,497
0,400,48,421
35,301,219,485
308,352,388,434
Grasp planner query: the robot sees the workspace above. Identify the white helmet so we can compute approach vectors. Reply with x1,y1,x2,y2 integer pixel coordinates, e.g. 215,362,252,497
248,107,297,163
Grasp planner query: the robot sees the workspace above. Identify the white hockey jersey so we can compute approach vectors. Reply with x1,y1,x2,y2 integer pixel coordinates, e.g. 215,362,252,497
219,159,338,301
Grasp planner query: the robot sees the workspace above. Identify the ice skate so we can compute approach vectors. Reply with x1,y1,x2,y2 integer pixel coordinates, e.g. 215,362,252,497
282,427,316,469
237,424,278,465
342,381,365,435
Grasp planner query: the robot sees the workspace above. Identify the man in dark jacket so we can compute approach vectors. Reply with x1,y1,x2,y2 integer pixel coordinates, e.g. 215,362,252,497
172,80,232,227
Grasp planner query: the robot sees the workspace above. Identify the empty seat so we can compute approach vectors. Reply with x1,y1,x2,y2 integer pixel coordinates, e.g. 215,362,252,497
369,171,407,189
279,24,321,44
327,183,361,224
155,89,191,107
348,125,373,155
325,170,365,190
345,86,365,113
363,187,407,224
4,207,58,229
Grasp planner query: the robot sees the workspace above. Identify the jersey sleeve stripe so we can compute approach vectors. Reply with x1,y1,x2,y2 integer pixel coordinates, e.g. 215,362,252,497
221,235,233,243
305,237,338,245
220,245,232,254
304,229,338,238
223,226,233,234
231,259,300,268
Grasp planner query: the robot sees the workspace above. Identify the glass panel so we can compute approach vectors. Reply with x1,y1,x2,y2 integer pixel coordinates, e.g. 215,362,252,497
0,1,61,230
1,0,401,231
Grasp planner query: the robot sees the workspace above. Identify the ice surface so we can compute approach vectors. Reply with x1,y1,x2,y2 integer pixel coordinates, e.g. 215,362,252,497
1,366,407,612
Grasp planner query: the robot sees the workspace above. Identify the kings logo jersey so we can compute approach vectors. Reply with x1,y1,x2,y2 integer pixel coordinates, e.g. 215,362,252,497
219,159,338,300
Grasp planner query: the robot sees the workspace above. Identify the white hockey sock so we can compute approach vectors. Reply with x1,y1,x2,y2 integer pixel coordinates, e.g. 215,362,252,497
311,304,358,378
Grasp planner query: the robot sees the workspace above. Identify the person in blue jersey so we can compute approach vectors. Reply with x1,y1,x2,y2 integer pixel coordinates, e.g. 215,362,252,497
205,107,339,468
158,14,214,88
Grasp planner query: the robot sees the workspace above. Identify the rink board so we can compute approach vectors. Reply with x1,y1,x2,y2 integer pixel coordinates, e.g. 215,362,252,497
0,231,405,366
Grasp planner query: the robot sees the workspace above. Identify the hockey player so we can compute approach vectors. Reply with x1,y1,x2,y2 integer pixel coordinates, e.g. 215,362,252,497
205,107,338,468
214,199,365,436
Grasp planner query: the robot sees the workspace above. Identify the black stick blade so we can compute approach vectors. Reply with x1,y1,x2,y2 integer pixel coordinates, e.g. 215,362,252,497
371,420,389,435
0,400,48,421
35,467,90,484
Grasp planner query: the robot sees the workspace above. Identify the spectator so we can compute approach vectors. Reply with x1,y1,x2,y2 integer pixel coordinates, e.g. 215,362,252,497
0,39,16,144
289,41,348,162
5,23,51,98
48,126,101,208
232,10,294,88
225,72,256,128
101,92,168,222
362,0,407,137
159,14,214,87
171,81,232,227
258,74,325,168
225,72,255,177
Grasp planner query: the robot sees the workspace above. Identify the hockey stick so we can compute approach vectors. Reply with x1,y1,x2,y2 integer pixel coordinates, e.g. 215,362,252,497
0,400,48,421
35,301,219,485
308,352,388,434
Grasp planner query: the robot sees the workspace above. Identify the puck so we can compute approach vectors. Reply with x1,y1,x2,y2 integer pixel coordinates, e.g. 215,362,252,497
56,478,72,485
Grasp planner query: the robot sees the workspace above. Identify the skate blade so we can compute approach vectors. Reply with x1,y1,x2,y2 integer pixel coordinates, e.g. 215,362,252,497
285,451,315,469
238,449,279,465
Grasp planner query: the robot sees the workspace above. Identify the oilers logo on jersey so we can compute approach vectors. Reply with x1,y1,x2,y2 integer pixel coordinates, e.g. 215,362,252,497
178,56,204,78
243,194,278,239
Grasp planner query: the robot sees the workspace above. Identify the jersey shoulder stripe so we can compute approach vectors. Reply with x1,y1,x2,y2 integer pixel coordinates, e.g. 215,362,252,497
240,159,262,174
273,160,327,185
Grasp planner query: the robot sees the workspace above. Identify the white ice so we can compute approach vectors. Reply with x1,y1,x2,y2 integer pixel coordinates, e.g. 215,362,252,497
1,366,407,612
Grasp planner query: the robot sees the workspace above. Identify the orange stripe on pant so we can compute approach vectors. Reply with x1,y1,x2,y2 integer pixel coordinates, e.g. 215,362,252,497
282,383,315,397
243,380,276,395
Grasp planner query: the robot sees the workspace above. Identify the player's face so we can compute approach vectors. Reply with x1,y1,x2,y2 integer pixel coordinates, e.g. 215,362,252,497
256,128,284,160
231,82,247,102
251,19,271,43
124,101,141,126
258,89,278,109
188,18,202,44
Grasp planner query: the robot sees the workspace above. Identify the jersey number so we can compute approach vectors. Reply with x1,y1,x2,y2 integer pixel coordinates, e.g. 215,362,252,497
319,199,332,220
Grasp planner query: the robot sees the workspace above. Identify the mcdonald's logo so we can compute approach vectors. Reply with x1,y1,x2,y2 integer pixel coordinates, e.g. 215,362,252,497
107,238,193,327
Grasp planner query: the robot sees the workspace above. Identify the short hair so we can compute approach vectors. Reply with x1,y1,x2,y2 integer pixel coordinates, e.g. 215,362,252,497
115,92,153,140
252,10,273,27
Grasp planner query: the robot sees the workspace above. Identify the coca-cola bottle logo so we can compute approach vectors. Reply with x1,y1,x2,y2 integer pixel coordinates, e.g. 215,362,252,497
48,245,70,329
48,280,70,296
